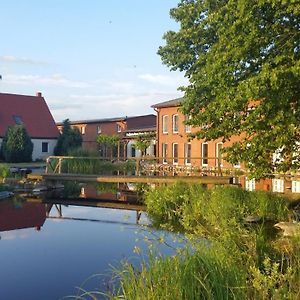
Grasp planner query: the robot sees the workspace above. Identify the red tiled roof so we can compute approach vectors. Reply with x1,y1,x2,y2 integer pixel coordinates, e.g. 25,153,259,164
0,92,59,138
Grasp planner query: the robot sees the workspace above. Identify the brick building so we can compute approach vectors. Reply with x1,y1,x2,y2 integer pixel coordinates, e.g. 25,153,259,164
152,97,300,194
57,114,156,159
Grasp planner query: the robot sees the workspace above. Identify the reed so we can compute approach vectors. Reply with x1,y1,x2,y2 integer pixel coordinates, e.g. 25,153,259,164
111,246,246,300
109,184,300,300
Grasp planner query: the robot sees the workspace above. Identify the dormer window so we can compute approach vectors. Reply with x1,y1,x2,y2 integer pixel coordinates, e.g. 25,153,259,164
13,115,23,125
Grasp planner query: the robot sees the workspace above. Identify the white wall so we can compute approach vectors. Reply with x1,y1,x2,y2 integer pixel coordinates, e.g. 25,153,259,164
126,140,155,158
32,139,57,161
0,137,56,161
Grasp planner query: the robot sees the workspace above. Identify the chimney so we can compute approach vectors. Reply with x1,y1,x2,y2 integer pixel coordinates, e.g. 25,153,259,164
36,92,42,97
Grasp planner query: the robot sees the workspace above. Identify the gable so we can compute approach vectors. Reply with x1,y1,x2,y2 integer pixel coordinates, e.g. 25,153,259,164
0,92,59,139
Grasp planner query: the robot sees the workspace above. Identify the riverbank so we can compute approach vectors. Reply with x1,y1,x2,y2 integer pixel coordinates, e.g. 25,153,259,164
109,183,300,299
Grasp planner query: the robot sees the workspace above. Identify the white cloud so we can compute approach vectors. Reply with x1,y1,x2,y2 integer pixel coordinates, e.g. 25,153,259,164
4,73,91,88
51,90,183,121
0,55,47,65
138,73,187,86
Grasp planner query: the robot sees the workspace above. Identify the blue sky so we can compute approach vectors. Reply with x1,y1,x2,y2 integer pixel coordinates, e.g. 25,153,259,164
0,0,186,121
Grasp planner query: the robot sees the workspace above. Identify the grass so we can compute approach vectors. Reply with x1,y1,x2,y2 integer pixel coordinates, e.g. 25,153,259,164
111,247,246,300
108,184,300,300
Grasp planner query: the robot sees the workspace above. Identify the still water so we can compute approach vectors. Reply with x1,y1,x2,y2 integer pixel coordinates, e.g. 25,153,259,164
0,192,179,300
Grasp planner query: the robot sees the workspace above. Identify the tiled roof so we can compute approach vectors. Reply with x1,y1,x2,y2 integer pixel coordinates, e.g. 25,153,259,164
56,117,126,126
57,114,157,128
0,92,59,139
151,97,183,108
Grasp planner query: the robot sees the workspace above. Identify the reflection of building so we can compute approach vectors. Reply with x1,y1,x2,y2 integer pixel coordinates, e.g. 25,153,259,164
0,201,46,232
57,114,156,158
152,97,300,194
0,92,59,160
80,184,139,202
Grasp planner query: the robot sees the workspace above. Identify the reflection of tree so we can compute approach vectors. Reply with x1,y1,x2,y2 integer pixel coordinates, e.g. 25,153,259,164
96,182,119,194
61,181,81,198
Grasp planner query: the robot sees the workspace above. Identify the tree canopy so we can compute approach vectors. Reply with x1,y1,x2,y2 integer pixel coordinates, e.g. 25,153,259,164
96,134,119,158
54,119,82,155
1,125,33,162
158,0,300,178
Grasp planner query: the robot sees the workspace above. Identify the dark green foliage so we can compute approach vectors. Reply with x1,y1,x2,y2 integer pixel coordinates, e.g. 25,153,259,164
145,183,289,234
158,0,300,179
54,119,82,155
1,125,33,162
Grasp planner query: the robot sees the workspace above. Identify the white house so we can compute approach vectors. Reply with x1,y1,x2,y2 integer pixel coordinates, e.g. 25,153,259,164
0,92,59,161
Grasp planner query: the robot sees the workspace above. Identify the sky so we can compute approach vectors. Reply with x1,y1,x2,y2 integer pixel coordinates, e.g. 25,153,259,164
0,0,187,122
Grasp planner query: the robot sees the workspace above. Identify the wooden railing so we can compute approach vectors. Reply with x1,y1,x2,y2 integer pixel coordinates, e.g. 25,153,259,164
45,155,245,177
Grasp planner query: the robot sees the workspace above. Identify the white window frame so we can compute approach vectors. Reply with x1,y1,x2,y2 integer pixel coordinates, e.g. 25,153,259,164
117,124,122,133
162,115,168,134
172,143,179,165
97,125,102,134
184,143,191,165
162,143,168,164
245,177,256,191
172,114,179,133
202,143,208,167
81,126,86,135
272,178,284,193
185,115,192,133
292,181,300,193
215,142,223,167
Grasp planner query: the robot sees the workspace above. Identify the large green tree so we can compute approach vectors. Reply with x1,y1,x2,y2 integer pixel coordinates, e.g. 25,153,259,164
158,0,300,178
1,125,33,162
54,119,82,155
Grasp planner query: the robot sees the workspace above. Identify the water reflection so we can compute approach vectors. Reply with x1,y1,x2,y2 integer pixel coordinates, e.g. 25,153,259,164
0,190,180,300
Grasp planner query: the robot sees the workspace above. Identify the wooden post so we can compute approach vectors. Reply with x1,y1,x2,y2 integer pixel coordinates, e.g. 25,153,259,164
58,158,62,174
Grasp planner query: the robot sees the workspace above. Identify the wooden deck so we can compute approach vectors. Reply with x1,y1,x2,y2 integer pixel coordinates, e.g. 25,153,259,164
28,173,234,185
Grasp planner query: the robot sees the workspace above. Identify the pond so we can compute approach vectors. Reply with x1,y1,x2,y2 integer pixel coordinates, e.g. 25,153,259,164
0,189,180,300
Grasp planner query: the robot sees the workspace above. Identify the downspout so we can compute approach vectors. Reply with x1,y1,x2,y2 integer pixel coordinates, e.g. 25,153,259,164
154,107,159,163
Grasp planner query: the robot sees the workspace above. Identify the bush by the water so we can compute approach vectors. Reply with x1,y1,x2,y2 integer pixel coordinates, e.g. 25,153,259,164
110,184,300,300
145,183,289,234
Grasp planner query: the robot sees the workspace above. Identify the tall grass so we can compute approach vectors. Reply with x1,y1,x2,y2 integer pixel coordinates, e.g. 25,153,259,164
111,247,246,300
109,184,300,300
49,157,135,175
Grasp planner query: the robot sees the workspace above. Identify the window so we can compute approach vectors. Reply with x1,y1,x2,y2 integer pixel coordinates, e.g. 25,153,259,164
42,142,49,153
81,126,86,135
292,181,300,193
162,143,168,164
117,124,122,133
184,143,191,165
202,143,208,166
97,125,101,134
172,143,178,165
245,177,256,191
216,143,223,167
272,178,284,193
131,145,136,157
162,115,168,134
185,115,192,133
172,114,179,133
13,115,23,125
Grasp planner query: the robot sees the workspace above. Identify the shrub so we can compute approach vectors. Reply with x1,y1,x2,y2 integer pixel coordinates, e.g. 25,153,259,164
54,119,82,155
1,125,33,162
